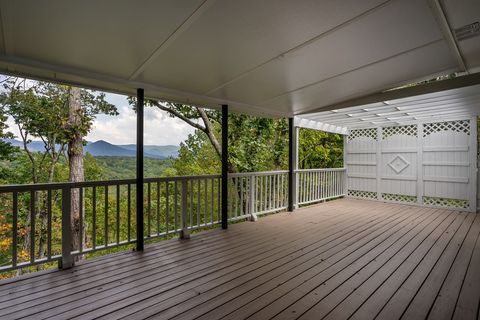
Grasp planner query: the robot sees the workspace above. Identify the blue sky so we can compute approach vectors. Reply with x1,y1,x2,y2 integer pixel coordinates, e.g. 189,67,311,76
7,92,195,146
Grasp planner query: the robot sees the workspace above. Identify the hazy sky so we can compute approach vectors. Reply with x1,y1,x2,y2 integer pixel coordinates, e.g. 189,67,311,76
7,92,196,146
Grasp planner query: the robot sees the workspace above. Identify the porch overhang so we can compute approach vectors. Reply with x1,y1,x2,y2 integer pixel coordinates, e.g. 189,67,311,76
0,0,479,117
297,78,480,131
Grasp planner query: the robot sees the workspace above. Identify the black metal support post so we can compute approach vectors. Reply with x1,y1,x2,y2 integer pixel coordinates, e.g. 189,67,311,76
221,104,228,229
136,88,144,251
288,118,295,212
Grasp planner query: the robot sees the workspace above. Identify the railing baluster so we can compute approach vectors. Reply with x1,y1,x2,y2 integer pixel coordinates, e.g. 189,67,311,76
249,176,257,221
80,187,84,253
217,177,221,222
228,177,233,218
12,192,18,268
268,175,272,210
264,176,268,212
272,175,276,209
47,189,52,259
204,179,208,225
157,181,160,236
61,187,72,269
92,186,96,249
211,178,214,225
180,179,190,239
259,176,263,213
104,185,108,247
30,190,35,264
166,181,169,234
240,177,244,216
190,179,193,229
197,179,200,227
127,184,131,242
147,182,151,237
116,185,120,245
175,180,179,231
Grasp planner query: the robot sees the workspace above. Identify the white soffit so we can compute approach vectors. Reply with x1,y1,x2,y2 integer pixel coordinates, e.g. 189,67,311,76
0,0,479,117
299,83,480,130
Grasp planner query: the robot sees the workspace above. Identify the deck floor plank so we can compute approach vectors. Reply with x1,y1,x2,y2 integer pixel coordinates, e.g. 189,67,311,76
0,199,477,320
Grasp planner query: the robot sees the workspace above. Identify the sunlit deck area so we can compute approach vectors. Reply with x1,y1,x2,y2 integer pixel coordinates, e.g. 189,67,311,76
0,198,478,320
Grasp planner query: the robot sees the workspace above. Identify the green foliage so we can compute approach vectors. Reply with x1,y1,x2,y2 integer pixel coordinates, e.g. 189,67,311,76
94,156,174,180
0,78,117,184
0,107,16,160
173,130,220,175
173,112,343,174
228,115,289,172
298,128,344,169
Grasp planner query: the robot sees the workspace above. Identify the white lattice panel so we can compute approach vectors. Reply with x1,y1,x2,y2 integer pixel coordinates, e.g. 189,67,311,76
423,120,470,137
382,193,417,203
423,196,469,209
348,190,377,200
382,125,417,139
346,118,476,212
348,128,377,141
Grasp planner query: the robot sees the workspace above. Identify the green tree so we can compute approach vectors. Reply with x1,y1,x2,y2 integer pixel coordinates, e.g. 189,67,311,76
298,128,344,169
0,77,116,260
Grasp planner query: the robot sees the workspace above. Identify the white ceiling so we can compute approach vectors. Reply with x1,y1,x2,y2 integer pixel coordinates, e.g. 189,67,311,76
0,0,479,117
296,83,480,133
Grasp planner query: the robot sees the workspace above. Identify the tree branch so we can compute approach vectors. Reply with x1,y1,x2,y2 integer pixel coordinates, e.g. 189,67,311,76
150,101,206,132
197,107,221,158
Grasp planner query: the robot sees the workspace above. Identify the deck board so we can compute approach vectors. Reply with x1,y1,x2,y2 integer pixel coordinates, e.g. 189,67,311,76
0,199,478,320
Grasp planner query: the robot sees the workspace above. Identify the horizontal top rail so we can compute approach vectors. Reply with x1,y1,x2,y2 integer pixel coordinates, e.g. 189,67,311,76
228,170,288,177
0,170,348,192
296,168,346,173
0,174,222,193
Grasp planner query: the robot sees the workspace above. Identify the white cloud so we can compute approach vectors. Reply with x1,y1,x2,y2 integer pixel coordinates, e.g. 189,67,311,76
88,94,195,145
7,92,196,146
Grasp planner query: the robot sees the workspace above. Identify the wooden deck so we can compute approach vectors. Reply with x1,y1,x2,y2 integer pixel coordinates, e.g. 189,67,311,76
0,199,479,320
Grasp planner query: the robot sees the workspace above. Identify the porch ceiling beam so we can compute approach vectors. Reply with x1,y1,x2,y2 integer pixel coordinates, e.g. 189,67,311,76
320,104,480,125
299,72,480,116
294,117,348,135
307,92,480,122
347,113,476,129
0,53,289,117
308,86,480,120
428,0,467,73
323,108,478,127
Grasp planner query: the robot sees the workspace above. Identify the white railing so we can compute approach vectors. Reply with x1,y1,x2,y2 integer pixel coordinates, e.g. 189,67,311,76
297,168,346,205
0,168,345,272
228,171,289,221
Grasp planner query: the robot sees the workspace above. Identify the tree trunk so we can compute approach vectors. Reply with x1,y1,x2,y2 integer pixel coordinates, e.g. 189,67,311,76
67,87,85,254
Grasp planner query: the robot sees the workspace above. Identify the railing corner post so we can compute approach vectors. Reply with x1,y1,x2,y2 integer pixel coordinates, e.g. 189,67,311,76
60,187,73,269
180,179,190,239
249,176,258,222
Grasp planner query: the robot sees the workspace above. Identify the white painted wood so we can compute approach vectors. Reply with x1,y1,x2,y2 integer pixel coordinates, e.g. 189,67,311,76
376,127,382,200
470,117,478,212
417,124,424,205
293,126,299,209
346,119,475,211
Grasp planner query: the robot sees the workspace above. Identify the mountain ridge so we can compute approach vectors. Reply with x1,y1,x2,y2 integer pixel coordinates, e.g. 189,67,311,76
2,139,179,159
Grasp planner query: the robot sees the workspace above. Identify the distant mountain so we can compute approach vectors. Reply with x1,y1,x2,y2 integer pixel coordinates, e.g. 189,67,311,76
2,139,179,159
84,140,138,157
2,138,50,152
120,144,179,158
